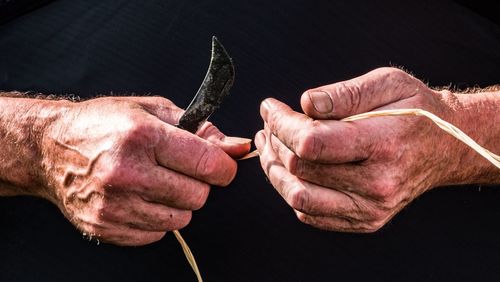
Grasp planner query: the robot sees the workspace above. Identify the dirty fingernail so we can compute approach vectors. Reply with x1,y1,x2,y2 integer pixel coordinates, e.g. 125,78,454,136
308,91,333,113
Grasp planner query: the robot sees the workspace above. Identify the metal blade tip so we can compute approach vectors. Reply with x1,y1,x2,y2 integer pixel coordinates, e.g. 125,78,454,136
212,36,222,50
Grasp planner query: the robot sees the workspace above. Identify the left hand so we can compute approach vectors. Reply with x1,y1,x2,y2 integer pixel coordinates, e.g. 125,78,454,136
255,67,464,232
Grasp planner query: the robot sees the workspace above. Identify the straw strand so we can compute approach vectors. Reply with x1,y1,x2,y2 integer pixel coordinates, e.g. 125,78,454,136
173,230,203,282
240,108,500,169
341,109,500,168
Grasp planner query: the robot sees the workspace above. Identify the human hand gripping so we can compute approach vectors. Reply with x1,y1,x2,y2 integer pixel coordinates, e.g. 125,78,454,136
0,95,250,246
255,67,500,232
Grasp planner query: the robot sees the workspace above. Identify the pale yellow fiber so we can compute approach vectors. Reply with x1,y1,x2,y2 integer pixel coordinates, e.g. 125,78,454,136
173,230,203,282
240,108,500,169
341,109,500,169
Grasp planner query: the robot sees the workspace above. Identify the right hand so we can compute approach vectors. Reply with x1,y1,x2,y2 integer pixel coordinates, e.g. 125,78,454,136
41,96,250,246
255,68,476,233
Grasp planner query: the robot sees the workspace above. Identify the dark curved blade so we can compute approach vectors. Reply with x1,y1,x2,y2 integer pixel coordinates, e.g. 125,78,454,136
177,36,235,133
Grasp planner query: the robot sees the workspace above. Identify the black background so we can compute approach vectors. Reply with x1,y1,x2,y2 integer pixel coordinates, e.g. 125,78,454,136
1,1,500,281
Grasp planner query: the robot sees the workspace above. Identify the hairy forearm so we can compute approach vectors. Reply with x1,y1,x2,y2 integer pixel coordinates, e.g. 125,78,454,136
0,92,70,199
444,90,500,185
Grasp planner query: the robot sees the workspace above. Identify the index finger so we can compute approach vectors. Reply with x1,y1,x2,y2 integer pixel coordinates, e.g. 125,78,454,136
154,123,237,186
260,98,373,163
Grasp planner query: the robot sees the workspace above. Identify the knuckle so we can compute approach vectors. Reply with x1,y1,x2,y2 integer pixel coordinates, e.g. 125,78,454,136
269,106,286,125
190,184,210,210
376,67,406,78
285,154,301,176
195,146,235,186
295,211,311,224
339,82,362,114
141,96,174,110
121,118,157,146
371,179,398,201
288,186,311,212
379,67,417,87
195,147,216,178
296,125,322,161
100,166,127,188
391,68,409,80
125,119,147,137
84,193,107,224
92,193,118,224
93,204,107,224
100,167,118,183
150,96,171,105
196,121,220,140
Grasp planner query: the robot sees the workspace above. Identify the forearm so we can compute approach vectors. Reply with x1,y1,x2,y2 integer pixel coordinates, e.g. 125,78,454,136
444,90,500,185
0,92,69,199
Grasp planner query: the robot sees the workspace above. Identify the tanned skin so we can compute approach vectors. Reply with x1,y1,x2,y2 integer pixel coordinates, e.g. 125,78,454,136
0,95,251,246
1,67,498,244
256,67,500,232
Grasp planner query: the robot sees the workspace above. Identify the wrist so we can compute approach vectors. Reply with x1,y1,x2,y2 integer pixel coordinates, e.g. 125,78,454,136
0,95,72,199
438,90,500,185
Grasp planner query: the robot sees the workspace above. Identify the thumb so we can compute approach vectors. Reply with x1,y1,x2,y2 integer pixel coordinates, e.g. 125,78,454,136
300,67,422,119
197,122,252,159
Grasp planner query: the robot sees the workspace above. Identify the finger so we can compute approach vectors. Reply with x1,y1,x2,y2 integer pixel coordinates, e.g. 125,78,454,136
260,98,374,163
197,121,252,159
107,194,192,232
137,98,239,185
98,155,211,210
135,96,252,158
254,130,266,154
294,211,377,233
155,123,237,186
126,200,192,232
77,219,168,246
300,67,422,119
269,133,401,203
136,166,210,210
258,130,360,217
112,230,167,246
269,134,371,194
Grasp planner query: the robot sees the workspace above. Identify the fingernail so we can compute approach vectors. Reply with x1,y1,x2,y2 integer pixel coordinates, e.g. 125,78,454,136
308,91,333,113
260,99,272,121
225,136,252,145
254,130,266,149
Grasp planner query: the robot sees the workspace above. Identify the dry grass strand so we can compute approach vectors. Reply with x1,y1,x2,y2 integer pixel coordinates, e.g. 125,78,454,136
240,109,500,169
173,230,203,282
341,109,500,169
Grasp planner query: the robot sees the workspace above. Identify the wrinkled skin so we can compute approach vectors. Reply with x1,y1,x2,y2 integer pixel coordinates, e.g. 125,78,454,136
255,67,480,232
41,96,250,245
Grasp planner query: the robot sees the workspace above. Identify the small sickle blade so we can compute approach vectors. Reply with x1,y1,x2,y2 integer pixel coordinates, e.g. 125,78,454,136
177,36,235,134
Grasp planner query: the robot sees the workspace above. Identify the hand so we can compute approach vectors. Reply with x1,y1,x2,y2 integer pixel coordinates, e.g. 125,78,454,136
40,96,250,245
255,67,466,232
